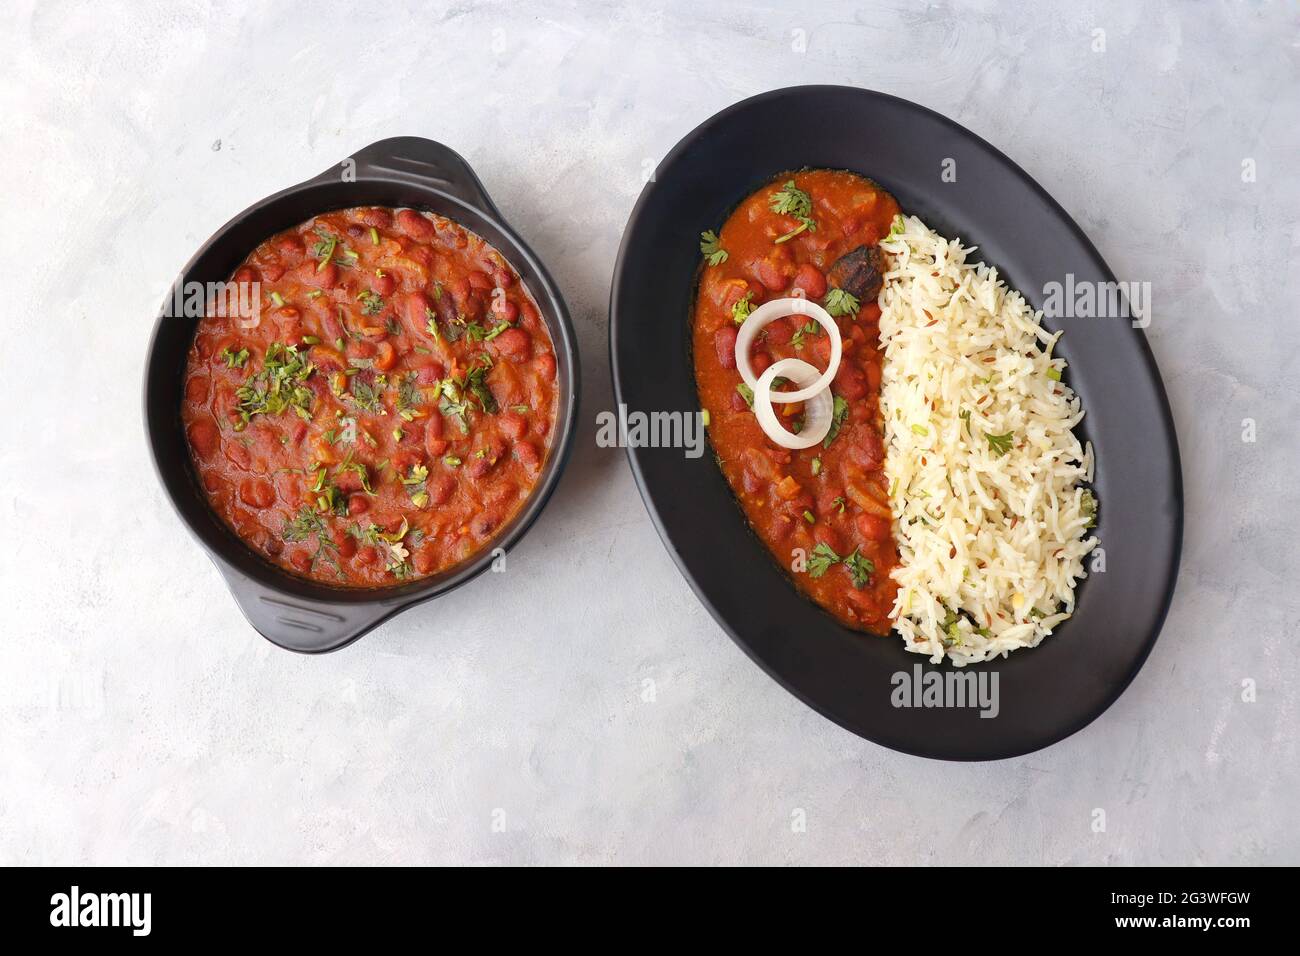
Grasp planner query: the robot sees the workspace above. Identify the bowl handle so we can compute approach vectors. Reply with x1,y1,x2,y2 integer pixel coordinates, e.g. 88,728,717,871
214,559,398,653
316,136,504,218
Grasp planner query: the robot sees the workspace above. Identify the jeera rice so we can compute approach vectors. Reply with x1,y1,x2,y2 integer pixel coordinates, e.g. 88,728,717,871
877,216,1099,665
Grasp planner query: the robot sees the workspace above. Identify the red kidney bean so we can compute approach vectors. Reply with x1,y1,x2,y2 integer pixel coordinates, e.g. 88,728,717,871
413,547,437,575
491,327,530,361
491,296,519,323
714,325,738,369
832,361,868,401
470,511,500,538
224,442,251,470
856,513,891,542
187,419,220,459
185,376,209,405
499,412,528,440
238,478,276,509
535,352,556,380
428,474,456,506
813,523,844,554
414,359,445,385
764,317,794,347
347,339,377,361
754,255,794,291
514,441,540,469
792,263,827,299
277,235,305,264
396,209,435,241
355,208,392,229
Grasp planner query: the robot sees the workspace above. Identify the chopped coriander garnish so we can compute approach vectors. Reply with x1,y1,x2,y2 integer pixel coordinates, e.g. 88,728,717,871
443,455,462,468
824,287,860,318
769,180,816,243
843,549,874,589
1081,489,1098,529
984,430,1014,457
810,456,821,476
313,234,337,271
802,510,815,524
220,346,249,369
369,226,380,246
807,542,840,578
1047,367,1062,381
731,291,754,325
269,291,285,308
822,395,850,448
790,320,820,349
357,289,384,315
282,507,327,542
911,424,929,437
832,495,846,514
699,230,728,266
233,342,315,428
735,382,755,409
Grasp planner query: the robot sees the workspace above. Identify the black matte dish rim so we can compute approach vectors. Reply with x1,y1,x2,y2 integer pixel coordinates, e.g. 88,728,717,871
144,137,580,653
609,86,1183,760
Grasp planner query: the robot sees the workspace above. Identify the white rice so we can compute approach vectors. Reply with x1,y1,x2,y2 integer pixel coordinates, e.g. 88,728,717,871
877,216,1099,666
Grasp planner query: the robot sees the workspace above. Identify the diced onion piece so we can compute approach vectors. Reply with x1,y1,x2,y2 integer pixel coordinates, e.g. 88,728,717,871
753,358,833,449
735,297,840,404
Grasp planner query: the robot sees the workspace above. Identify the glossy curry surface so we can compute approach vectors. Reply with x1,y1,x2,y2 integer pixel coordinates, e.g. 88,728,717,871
692,170,901,633
182,206,558,587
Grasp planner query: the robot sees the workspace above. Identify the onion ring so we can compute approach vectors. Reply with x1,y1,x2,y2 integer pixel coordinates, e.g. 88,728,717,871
735,297,841,404
753,358,834,449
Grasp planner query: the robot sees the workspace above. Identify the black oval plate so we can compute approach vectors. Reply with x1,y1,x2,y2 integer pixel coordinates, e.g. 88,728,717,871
610,87,1182,760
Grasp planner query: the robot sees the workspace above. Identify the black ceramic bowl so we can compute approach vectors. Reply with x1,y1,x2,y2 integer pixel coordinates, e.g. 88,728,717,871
145,137,579,653
610,87,1182,759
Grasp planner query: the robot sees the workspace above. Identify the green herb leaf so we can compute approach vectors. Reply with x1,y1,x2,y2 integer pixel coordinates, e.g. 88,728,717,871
984,430,1014,457
220,346,249,369
769,180,817,243
731,291,754,325
823,287,860,317
822,395,850,448
807,542,841,578
699,230,728,266
843,549,874,589
1080,489,1098,529
735,382,755,409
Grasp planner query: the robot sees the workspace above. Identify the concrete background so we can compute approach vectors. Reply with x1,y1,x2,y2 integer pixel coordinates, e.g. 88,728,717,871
2,0,1296,865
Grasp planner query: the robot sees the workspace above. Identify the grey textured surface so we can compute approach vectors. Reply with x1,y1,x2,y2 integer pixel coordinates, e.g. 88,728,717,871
2,0,1296,865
